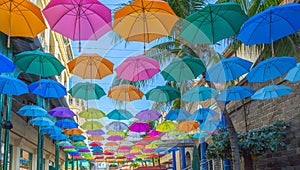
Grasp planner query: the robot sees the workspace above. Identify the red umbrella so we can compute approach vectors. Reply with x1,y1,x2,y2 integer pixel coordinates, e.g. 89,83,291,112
89,142,103,147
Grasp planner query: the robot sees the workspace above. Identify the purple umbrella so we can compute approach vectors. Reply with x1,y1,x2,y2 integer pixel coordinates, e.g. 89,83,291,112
61,146,75,149
119,149,130,153
107,135,123,141
93,152,103,155
78,149,90,152
135,109,161,121
86,129,105,136
129,122,151,132
48,107,76,118
148,128,165,136
143,149,154,153
126,154,136,159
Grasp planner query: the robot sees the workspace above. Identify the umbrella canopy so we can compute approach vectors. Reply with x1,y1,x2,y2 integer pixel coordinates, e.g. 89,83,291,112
69,135,86,141
189,108,218,122
63,128,83,135
17,105,47,117
182,86,217,102
246,57,296,82
55,119,79,129
43,0,111,41
165,109,190,121
115,56,160,82
68,82,106,100
120,141,134,146
50,134,68,141
0,0,46,39
113,0,178,43
105,121,128,132
145,144,158,149
129,122,151,132
73,141,87,147
145,86,180,102
107,109,133,120
41,126,62,135
156,121,177,132
58,141,72,146
29,117,54,127
48,107,76,118
285,62,300,83
161,133,177,141
192,145,200,170
217,86,255,102
161,56,206,82
178,121,199,132
147,129,164,137
0,53,15,73
107,136,123,141
200,120,220,132
86,130,105,136
0,75,28,96
108,84,144,101
89,142,103,147
135,109,161,121
136,141,149,146
67,54,114,79
105,142,118,147
237,3,300,45
180,2,248,44
80,121,103,130
193,132,209,139
251,85,292,100
14,49,65,77
206,56,253,82
79,108,105,119
88,136,105,141
29,79,67,98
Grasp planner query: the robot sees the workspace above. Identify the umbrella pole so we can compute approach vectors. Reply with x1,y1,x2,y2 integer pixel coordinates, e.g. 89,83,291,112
40,133,44,169
55,142,60,170
65,152,69,170
0,94,3,159
3,95,12,170
71,156,75,170
77,160,79,170
37,127,41,170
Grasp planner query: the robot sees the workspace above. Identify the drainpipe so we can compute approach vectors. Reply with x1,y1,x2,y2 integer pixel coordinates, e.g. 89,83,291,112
172,151,176,170
181,147,186,169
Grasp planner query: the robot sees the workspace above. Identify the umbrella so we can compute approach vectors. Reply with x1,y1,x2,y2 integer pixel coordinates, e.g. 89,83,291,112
128,122,151,132
154,148,166,153
78,149,90,153
145,144,158,149
136,141,149,146
217,86,255,102
180,2,248,44
48,107,76,118
120,142,134,146
105,142,118,147
144,135,161,141
115,56,160,82
193,132,209,139
107,131,126,137
0,75,28,95
69,135,86,141
43,0,111,50
192,145,200,170
125,136,142,142
161,56,206,82
107,136,123,141
73,141,87,147
156,121,177,132
0,53,15,73
58,141,72,146
29,117,54,127
105,121,128,132
107,109,133,120
28,79,67,98
55,119,79,129
182,86,217,102
50,134,68,141
145,86,180,102
246,57,296,82
178,121,199,132
17,105,47,117
189,108,218,121
135,109,161,121
67,54,114,79
0,0,46,46
41,126,62,135
147,129,164,137
285,62,300,83
14,49,65,77
108,84,144,101
251,85,292,100
151,141,164,145
206,56,253,83
68,82,106,100
200,120,220,132
63,128,83,135
88,136,105,141
165,109,190,121
86,130,105,136
79,108,105,119
80,121,103,130
89,142,103,147
161,134,177,141
237,3,300,46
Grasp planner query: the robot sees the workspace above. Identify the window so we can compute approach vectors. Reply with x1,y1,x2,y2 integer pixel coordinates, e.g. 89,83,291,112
0,144,12,170
20,149,32,170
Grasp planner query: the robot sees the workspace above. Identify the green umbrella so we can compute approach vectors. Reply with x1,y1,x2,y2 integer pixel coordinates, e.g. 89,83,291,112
64,148,77,152
161,56,206,82
13,49,65,77
68,82,106,100
145,86,180,102
79,108,106,119
192,145,200,170
180,2,248,45
73,141,87,147
58,141,73,146
80,121,103,130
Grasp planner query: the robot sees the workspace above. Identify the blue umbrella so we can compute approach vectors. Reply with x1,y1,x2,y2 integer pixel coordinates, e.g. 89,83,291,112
192,132,209,139
41,126,62,135
107,109,133,120
182,86,218,102
17,105,47,117
55,119,78,129
69,135,86,141
0,53,15,73
251,85,292,100
206,56,253,82
29,117,54,127
154,148,166,153
50,134,68,141
284,62,300,83
217,86,255,102
200,120,220,132
165,109,190,121
246,57,296,82
0,75,28,95
68,152,80,156
189,108,218,121
237,3,300,45
28,79,67,98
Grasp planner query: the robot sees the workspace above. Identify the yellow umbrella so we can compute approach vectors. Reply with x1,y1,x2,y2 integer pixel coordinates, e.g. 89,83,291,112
78,108,106,119
156,121,177,132
106,131,125,136
0,0,46,46
178,120,199,132
108,84,144,101
130,149,142,153
145,144,158,149
80,121,103,130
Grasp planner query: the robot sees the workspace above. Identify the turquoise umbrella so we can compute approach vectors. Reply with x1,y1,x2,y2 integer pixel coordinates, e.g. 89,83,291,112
189,108,218,122
29,117,54,127
165,109,190,121
182,86,217,102
41,126,62,135
68,82,106,100
107,109,133,120
50,134,68,141
145,86,180,102
17,105,47,117
285,62,300,83
251,85,292,100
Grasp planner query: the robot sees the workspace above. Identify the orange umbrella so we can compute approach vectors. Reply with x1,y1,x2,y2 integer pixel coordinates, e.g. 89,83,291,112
108,84,144,101
113,0,178,44
178,120,199,132
67,54,114,80
63,128,83,135
105,142,118,147
88,135,105,141
0,0,46,47
131,145,144,149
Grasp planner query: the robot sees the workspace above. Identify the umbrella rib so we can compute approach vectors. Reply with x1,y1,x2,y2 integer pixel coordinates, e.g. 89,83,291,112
13,2,36,37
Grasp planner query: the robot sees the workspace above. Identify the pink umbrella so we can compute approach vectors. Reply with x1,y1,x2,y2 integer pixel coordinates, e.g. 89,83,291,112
107,135,123,141
129,122,151,132
119,149,130,153
135,109,161,121
126,154,136,159
43,0,111,50
144,135,161,141
119,146,131,150
143,149,154,153
148,128,165,136
115,56,160,82
136,141,149,146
